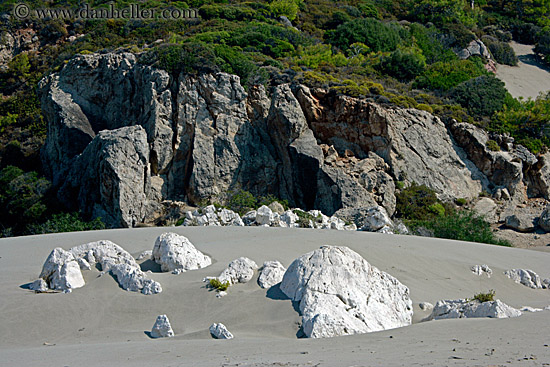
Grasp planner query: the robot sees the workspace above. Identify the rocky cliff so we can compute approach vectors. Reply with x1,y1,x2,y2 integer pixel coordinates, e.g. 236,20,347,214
38,52,550,228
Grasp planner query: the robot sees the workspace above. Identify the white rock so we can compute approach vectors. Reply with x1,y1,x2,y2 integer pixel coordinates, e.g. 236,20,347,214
520,306,543,312
268,201,285,214
419,302,434,311
218,257,258,285
344,223,357,231
216,291,227,298
77,258,91,271
377,225,394,234
209,323,233,339
545,305,550,311
29,279,48,292
242,210,257,225
542,278,550,289
360,206,393,232
152,232,211,273
39,248,85,292
256,205,274,226
257,261,286,289
218,208,238,225
329,216,345,230
151,315,174,338
280,210,299,228
504,269,543,289
471,264,492,277
280,246,413,338
430,299,522,319
70,240,162,295
137,250,152,260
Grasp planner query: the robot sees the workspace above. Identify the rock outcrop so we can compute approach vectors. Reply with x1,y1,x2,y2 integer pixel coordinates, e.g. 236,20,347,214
152,232,211,274
257,261,286,289
38,52,550,229
538,205,550,232
504,269,544,289
38,240,161,295
455,39,492,60
151,315,174,338
429,299,522,319
209,323,233,339
280,246,412,338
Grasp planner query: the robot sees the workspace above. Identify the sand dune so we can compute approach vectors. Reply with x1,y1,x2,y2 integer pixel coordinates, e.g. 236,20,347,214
1,227,549,366
496,42,550,99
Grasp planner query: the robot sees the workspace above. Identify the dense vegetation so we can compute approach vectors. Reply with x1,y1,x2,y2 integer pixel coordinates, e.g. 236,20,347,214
1,0,550,237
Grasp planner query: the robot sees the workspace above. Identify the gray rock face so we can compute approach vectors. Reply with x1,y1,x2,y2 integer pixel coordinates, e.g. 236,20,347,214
151,315,174,338
455,39,491,60
152,232,212,274
538,205,550,232
430,299,521,319
280,246,412,338
473,198,498,224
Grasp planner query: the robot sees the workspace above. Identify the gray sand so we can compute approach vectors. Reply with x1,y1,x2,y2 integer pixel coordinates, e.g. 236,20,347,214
496,42,550,99
1,227,549,366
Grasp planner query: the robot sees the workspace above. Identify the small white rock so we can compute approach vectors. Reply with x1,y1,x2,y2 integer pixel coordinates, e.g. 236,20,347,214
419,302,434,311
216,291,227,298
209,323,233,339
520,306,543,312
137,250,153,261
471,264,492,277
29,279,48,292
151,315,174,338
504,269,543,289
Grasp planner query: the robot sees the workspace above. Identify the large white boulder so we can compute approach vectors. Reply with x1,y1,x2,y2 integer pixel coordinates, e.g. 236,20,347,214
255,205,274,226
218,257,258,285
504,269,544,289
209,323,233,339
152,232,211,274
39,248,85,292
151,315,174,338
360,206,393,232
280,246,412,338
257,261,286,289
430,299,522,319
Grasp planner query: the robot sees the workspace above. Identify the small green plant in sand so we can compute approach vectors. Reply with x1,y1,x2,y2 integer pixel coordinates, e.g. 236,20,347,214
209,278,230,292
472,290,495,303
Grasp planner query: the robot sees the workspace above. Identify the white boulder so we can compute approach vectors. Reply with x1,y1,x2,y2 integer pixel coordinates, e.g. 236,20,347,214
520,306,543,312
256,205,274,226
137,250,153,260
209,323,233,339
242,210,257,225
39,248,85,292
430,299,522,319
280,246,412,338
151,315,174,338
279,210,299,228
152,232,211,274
218,257,258,285
257,261,286,289
471,264,493,277
360,206,393,232
419,302,434,311
504,269,543,289
71,240,162,295
29,279,48,292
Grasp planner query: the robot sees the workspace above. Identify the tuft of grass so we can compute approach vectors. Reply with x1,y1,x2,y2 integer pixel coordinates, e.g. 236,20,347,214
209,278,230,292
472,289,496,303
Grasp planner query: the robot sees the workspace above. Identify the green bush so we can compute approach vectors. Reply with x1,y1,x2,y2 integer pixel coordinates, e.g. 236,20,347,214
482,37,518,66
270,0,303,21
472,289,496,302
209,278,230,291
378,48,426,81
25,212,106,235
409,23,457,64
414,58,487,91
486,139,501,151
412,210,511,246
227,190,257,215
142,42,218,75
450,75,508,118
535,27,550,61
395,182,443,221
327,18,404,52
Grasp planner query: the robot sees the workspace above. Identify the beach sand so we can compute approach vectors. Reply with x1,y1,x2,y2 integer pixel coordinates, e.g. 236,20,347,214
0,226,549,366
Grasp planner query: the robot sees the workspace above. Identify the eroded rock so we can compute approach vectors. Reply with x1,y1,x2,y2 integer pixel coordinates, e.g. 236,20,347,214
151,315,174,338
504,269,544,289
152,232,211,274
257,261,286,289
209,323,233,339
429,299,521,319
218,257,258,285
280,246,412,338
471,264,493,277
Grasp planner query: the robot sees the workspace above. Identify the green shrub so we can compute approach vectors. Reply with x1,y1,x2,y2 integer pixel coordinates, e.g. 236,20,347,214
358,1,380,19
395,182,443,220
378,48,426,81
416,103,433,113
409,23,457,64
25,212,106,235
450,75,508,117
414,58,487,91
209,278,230,291
0,113,18,133
455,198,467,206
327,18,404,52
412,210,511,246
227,190,257,215
270,0,303,21
472,290,496,302
482,37,518,66
486,139,501,151
142,42,218,75
199,4,257,21
535,27,550,61
214,44,258,85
